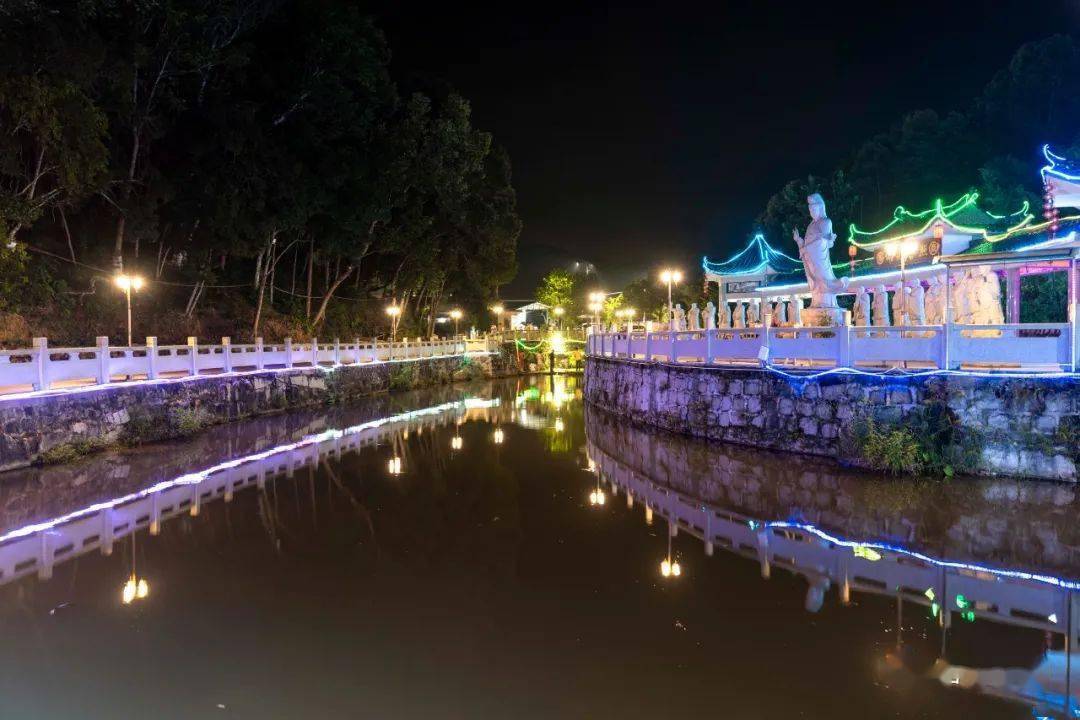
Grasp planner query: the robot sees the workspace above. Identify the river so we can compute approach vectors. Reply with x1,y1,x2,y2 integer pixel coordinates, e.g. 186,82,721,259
0,375,1076,719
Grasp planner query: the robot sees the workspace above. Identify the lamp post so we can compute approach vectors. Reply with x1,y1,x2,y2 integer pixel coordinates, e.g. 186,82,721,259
490,304,504,335
659,269,683,330
552,306,564,329
588,292,605,332
449,308,463,338
114,274,145,347
385,303,401,347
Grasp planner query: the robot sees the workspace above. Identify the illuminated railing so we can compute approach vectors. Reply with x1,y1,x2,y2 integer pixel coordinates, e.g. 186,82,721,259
0,335,494,396
586,321,1078,372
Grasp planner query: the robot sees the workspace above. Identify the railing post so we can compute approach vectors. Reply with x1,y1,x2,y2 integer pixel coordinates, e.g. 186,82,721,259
354,337,361,363
145,336,158,380
32,337,48,391
669,331,677,363
284,337,293,368
311,337,318,367
187,336,198,376
644,332,652,361
96,336,110,385
221,336,232,373
838,324,851,368
255,337,264,370
1071,301,1079,373
333,338,341,365
705,329,712,365
404,338,410,360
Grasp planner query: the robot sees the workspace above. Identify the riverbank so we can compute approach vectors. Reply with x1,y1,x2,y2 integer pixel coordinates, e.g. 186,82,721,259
583,356,1079,482
0,348,526,472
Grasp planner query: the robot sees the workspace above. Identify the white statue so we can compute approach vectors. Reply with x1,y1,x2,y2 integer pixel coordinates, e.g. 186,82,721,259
687,302,701,331
704,301,717,330
789,295,803,326
872,284,891,333
980,267,1004,324
792,193,850,319
776,301,788,326
723,303,733,328
853,286,870,332
891,284,907,327
746,298,760,326
953,269,974,325
908,280,926,331
673,303,686,331
925,275,944,325
732,301,745,329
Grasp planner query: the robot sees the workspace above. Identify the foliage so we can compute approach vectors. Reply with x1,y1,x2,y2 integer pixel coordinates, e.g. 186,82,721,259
756,35,1080,256
855,400,983,478
0,0,520,344
1019,273,1068,323
535,269,576,318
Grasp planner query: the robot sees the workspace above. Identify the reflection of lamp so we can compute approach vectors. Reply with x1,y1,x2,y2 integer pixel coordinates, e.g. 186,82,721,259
387,456,403,475
121,575,150,604
554,417,565,432
589,489,606,506
659,525,682,578
450,435,463,451
493,427,504,444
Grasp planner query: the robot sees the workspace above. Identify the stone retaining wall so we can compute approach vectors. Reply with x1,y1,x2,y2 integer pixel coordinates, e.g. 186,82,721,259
584,357,1079,482
0,350,523,472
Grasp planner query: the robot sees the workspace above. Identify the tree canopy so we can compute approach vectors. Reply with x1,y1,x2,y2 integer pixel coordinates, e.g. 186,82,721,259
0,0,520,344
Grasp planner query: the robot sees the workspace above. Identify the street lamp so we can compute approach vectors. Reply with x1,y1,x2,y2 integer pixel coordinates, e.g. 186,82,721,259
659,269,683,330
385,303,401,344
114,274,145,347
552,306,564,329
588,291,605,331
449,308,463,338
490,304,504,334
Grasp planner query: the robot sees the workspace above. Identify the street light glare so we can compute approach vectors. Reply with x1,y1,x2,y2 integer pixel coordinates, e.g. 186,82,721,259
491,304,504,315
385,305,401,316
660,269,683,284
449,309,463,320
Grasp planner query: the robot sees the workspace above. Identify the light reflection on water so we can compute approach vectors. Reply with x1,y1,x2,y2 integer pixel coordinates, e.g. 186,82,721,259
0,375,1074,719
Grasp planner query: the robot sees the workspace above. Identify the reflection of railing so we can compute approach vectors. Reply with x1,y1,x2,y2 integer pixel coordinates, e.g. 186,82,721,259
587,438,1080,715
587,322,1077,371
0,398,499,586
0,336,491,396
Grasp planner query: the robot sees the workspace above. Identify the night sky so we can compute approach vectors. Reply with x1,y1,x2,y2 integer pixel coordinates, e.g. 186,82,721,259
371,1,1080,297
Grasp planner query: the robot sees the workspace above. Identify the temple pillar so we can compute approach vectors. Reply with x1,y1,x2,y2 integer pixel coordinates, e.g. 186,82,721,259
1006,267,1021,324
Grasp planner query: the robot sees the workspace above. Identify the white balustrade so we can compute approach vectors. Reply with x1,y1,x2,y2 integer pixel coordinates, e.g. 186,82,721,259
587,323,1076,373
0,334,491,396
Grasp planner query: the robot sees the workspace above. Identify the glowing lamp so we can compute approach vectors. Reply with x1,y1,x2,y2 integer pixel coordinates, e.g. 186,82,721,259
122,578,137,604
387,456,403,475
450,435,463,451
493,428,504,444
659,269,683,284
385,305,401,317
449,309,463,320
901,239,918,257
553,307,565,316
554,417,564,432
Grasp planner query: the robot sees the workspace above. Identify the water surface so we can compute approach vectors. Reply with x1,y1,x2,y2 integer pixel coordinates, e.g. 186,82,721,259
0,376,1076,719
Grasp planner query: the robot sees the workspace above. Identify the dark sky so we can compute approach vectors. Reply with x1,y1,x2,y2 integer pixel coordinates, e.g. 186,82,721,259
370,1,1080,297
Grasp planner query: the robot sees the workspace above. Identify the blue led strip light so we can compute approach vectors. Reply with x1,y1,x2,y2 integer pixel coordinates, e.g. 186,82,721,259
0,397,500,545
1042,144,1080,182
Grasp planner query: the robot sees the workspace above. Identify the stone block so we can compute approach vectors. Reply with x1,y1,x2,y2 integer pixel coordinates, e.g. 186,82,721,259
778,398,795,415
815,404,833,421
747,396,762,414
889,389,911,405
745,380,761,396
799,417,818,436
797,400,814,417
804,384,820,400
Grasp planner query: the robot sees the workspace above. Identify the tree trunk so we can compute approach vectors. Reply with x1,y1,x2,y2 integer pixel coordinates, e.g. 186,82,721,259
305,238,315,320
59,206,76,262
311,266,354,330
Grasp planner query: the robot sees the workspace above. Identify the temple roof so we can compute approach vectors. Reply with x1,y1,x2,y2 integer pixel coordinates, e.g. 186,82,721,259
847,192,1032,249
702,232,802,278
1042,144,1080,182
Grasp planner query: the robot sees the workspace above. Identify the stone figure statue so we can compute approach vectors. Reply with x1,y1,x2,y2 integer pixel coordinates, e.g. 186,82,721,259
789,295,803,326
777,301,789,326
953,270,974,325
872,284,891,333
924,275,944,325
732,301,745,329
688,303,701,331
908,280,926,330
704,301,716,330
979,267,1004,325
746,298,760,327
891,284,908,327
723,303,733,328
853,286,870,333
673,303,686,331
792,193,850,322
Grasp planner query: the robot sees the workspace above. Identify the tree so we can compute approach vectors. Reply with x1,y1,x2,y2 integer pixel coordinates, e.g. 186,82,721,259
535,269,576,317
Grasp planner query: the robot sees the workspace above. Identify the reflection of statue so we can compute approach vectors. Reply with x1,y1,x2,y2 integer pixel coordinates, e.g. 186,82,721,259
704,301,716,330
688,303,701,331
793,194,850,317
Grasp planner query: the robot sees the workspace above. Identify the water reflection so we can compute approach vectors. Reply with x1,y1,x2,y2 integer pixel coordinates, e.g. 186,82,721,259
586,406,1080,718
0,374,1073,718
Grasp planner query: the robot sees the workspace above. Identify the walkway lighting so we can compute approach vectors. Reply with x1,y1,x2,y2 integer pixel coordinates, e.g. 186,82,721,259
114,274,145,347
385,304,401,346
449,309,463,338
659,269,682,329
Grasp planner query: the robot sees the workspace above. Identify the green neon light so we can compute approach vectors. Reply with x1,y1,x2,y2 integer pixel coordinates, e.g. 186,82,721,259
846,192,1033,250
955,594,970,609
